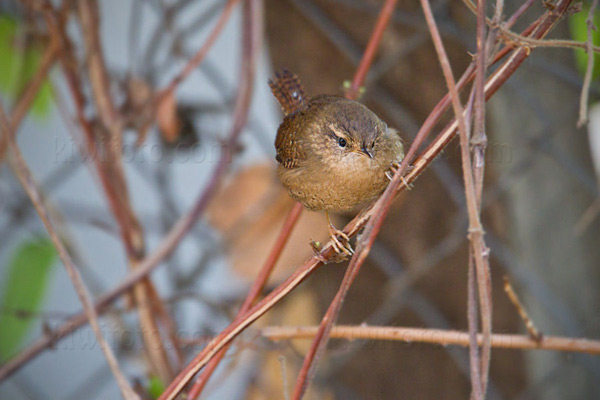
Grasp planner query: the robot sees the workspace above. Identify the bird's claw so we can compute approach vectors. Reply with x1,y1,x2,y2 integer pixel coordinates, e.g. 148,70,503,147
386,162,413,190
329,226,354,257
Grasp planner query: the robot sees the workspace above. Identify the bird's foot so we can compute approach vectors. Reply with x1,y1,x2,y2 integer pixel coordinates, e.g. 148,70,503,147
328,225,354,258
386,162,413,190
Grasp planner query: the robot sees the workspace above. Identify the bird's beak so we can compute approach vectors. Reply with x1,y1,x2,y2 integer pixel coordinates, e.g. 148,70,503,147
360,146,374,159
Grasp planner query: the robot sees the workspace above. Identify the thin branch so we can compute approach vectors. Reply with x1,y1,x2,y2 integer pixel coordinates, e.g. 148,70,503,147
0,106,139,400
498,25,600,53
60,1,177,380
155,0,241,104
420,0,493,396
157,0,261,397
505,0,536,28
578,0,599,127
471,0,493,395
186,5,272,395
187,202,303,399
503,277,543,341
346,0,399,99
467,256,483,400
0,2,255,376
262,325,600,355
77,0,120,131
0,34,59,161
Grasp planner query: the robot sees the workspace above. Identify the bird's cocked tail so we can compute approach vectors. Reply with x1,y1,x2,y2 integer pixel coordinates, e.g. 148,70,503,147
268,69,307,116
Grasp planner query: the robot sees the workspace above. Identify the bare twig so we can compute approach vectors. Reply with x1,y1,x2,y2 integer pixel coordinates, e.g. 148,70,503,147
186,15,288,390
0,106,139,400
155,0,241,104
72,0,177,380
420,0,493,396
470,0,494,395
498,25,600,53
467,257,483,400
346,0,399,99
158,0,261,398
578,0,599,127
503,277,543,341
189,194,297,399
0,0,250,379
262,325,600,355
0,34,59,162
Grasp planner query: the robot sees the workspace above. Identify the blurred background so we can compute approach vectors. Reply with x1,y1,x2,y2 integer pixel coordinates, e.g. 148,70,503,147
0,0,599,399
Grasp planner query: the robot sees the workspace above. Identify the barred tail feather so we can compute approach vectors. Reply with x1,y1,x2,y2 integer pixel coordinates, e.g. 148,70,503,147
268,69,307,116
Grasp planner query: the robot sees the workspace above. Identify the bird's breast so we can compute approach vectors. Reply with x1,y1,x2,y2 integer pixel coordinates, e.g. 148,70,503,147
278,154,388,212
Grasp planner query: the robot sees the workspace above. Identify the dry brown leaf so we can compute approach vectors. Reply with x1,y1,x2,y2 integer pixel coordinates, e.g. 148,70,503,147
124,76,154,145
207,163,339,284
156,90,181,144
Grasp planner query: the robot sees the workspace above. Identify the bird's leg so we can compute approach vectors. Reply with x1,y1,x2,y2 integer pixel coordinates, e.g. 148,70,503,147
386,161,413,190
326,212,354,256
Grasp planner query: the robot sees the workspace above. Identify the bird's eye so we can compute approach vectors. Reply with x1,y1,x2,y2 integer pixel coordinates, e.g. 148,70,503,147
338,137,347,147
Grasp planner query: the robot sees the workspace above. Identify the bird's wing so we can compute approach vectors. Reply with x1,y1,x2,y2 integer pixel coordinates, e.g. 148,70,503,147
275,115,307,169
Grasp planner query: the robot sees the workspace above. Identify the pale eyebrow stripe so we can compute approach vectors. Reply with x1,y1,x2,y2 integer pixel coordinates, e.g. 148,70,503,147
328,123,350,140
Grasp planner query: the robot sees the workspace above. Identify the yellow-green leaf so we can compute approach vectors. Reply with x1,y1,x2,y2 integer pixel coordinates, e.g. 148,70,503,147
0,15,54,119
147,376,165,399
0,237,57,361
569,4,600,79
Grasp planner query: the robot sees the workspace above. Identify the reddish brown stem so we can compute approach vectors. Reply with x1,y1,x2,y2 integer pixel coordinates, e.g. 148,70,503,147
0,33,59,162
155,0,241,105
346,0,399,99
0,106,139,400
158,0,261,397
186,203,302,398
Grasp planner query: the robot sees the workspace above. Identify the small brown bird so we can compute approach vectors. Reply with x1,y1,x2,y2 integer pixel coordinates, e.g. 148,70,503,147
269,70,404,255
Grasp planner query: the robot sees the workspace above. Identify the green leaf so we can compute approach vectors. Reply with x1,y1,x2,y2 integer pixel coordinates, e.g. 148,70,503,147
0,237,57,362
147,376,165,399
0,15,54,119
569,4,600,79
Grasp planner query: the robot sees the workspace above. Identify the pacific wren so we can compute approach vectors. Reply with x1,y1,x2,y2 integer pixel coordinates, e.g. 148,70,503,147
269,71,404,255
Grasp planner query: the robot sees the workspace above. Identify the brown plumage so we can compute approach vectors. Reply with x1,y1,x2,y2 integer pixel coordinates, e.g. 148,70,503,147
270,72,404,213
